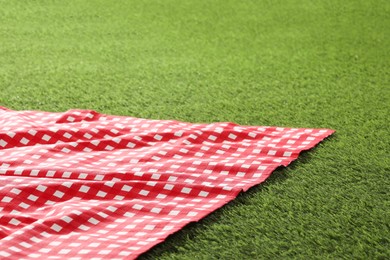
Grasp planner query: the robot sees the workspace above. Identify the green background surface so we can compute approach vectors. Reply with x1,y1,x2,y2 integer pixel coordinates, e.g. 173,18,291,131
0,0,389,258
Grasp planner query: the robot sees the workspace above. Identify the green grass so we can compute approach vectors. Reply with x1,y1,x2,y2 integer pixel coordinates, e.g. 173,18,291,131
0,0,389,258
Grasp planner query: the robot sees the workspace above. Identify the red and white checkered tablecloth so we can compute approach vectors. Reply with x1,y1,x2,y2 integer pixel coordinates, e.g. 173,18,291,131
0,107,334,259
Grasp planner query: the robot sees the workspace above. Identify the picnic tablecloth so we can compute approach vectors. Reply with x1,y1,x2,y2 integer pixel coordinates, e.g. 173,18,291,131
0,107,334,259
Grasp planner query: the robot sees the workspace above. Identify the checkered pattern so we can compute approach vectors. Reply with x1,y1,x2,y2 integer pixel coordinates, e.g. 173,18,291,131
0,107,334,259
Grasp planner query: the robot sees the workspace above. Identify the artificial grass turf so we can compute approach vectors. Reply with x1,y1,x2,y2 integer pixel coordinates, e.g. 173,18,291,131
0,0,389,258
